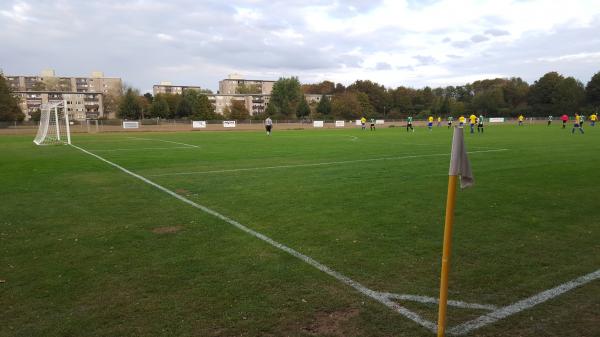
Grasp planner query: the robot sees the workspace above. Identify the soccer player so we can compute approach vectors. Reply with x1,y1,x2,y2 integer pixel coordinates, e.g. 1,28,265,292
360,116,367,130
561,114,568,129
458,115,466,128
265,116,273,136
407,116,414,132
370,117,376,131
580,114,585,127
518,114,524,126
437,116,442,127
469,114,477,133
428,116,434,131
477,114,484,133
447,116,454,128
547,115,553,126
591,113,598,126
572,116,584,134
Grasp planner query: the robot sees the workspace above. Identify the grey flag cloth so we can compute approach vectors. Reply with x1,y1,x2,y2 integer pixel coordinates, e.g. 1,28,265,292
449,127,474,188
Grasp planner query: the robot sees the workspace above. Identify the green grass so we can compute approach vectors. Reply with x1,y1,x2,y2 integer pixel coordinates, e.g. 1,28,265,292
1,124,598,337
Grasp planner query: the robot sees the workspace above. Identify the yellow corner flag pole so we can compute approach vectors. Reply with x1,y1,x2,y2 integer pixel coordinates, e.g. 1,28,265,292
436,174,458,337
437,126,473,337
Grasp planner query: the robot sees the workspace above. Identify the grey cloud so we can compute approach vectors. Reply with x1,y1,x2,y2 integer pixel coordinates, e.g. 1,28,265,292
375,62,392,70
442,37,451,43
452,40,471,48
471,34,489,43
484,28,510,36
414,55,436,65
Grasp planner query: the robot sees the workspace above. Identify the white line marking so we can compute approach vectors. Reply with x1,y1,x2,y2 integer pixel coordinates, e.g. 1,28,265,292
70,144,437,332
69,144,599,335
349,136,359,141
92,146,195,152
382,293,497,311
447,269,600,335
127,136,200,148
148,149,509,177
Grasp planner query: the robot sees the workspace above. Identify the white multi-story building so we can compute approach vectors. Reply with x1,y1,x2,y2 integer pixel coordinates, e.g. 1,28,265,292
6,70,121,120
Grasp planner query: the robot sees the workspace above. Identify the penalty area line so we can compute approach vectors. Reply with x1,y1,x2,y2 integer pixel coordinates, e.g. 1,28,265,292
92,146,196,152
447,268,600,335
127,136,200,148
148,148,509,177
70,144,437,333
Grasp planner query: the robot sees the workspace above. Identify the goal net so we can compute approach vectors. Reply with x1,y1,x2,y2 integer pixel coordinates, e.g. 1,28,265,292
33,99,72,145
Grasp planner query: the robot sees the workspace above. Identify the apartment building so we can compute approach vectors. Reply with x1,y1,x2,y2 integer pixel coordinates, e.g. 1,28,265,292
218,73,275,95
152,75,331,117
152,81,204,95
6,69,121,120
208,94,270,115
14,91,104,121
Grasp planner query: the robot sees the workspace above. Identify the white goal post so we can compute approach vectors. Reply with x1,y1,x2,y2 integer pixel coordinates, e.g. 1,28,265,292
33,99,72,145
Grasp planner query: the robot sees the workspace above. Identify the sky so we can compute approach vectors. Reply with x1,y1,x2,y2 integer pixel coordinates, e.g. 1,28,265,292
1,0,600,93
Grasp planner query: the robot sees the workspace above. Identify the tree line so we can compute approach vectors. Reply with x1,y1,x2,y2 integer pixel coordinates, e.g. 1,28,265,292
270,71,600,120
1,70,599,121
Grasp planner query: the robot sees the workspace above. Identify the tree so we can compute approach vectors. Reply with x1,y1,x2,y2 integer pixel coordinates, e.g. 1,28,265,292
175,95,193,118
118,88,142,119
529,72,584,116
316,95,332,115
225,100,250,119
528,72,564,116
192,94,217,120
236,83,261,94
555,77,585,114
143,92,153,104
0,74,25,121
356,92,375,117
162,94,182,118
347,80,389,115
103,87,122,119
150,94,170,118
268,77,303,118
297,97,311,118
302,80,335,94
585,71,600,109
471,86,505,114
331,92,361,119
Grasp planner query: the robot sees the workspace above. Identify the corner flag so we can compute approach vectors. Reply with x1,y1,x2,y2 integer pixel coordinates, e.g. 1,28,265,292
437,127,474,337
449,126,474,188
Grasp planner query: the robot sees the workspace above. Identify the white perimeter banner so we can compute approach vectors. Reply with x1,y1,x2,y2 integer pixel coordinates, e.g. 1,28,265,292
355,120,362,126
223,120,236,128
122,121,139,129
313,121,324,128
335,120,345,127
489,117,505,123
192,121,206,128
376,119,385,125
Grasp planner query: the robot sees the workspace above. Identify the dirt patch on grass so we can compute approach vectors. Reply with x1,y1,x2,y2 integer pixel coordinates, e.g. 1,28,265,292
152,226,184,234
303,308,359,336
175,188,190,195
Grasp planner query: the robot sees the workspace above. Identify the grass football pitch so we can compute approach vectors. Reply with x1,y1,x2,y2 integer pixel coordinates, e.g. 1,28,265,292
1,124,598,336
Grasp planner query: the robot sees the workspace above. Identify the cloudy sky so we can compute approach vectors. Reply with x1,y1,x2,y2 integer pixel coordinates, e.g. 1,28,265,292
1,0,600,93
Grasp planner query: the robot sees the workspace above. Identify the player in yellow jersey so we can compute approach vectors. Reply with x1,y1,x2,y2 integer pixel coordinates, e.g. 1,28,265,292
360,116,367,130
437,116,442,127
591,113,597,126
428,116,434,131
469,114,477,133
518,115,524,126
459,116,466,127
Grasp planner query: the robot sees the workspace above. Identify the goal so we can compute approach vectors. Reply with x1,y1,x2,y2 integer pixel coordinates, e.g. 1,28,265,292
33,99,71,145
